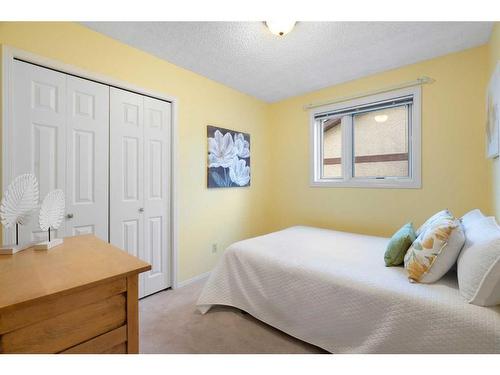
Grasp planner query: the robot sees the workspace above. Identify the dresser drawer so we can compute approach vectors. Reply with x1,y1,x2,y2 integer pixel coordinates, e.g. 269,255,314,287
0,294,126,353
0,278,126,335
61,325,127,354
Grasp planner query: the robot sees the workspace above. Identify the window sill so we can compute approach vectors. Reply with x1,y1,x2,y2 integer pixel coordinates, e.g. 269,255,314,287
310,178,421,189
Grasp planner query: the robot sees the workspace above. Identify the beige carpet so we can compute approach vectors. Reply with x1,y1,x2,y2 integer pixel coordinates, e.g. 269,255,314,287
139,279,327,354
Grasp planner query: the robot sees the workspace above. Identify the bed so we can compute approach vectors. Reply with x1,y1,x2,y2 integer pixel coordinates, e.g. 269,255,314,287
196,226,500,353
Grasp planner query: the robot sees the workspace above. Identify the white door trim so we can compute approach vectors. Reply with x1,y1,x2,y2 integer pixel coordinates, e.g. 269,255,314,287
1,45,180,289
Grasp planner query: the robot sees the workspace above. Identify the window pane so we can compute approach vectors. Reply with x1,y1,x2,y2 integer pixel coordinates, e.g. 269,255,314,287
353,106,409,178
322,116,343,178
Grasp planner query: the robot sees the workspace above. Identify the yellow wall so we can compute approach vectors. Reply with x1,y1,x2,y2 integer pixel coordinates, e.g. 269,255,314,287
0,22,273,283
268,45,492,237
488,23,500,218
0,22,496,282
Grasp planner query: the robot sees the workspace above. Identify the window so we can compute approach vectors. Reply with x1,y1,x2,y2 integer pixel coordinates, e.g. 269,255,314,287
310,86,421,188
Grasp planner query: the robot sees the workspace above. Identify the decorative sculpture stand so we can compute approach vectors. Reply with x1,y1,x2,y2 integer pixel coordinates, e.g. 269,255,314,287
34,189,65,250
0,174,39,255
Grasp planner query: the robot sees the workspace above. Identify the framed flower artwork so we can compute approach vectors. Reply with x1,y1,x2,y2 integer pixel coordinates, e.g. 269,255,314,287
207,126,250,188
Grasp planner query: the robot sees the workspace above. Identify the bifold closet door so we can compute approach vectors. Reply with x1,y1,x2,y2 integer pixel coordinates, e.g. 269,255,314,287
110,87,171,297
10,60,169,297
11,61,67,244
143,96,171,296
65,75,109,240
109,88,145,268
10,60,109,244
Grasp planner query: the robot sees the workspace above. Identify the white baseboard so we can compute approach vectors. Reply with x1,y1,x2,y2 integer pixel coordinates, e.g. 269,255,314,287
175,271,211,289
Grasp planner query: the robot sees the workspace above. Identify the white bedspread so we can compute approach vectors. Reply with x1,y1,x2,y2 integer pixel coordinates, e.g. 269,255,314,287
196,226,500,353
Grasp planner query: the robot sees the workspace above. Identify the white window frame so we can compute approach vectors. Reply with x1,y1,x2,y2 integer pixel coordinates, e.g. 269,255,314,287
309,86,421,189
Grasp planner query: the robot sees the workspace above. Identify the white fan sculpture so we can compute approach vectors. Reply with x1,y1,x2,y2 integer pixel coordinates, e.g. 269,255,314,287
34,189,65,250
0,173,39,254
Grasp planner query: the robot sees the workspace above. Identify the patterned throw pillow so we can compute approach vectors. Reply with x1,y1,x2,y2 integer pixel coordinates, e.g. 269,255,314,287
415,209,452,236
404,213,465,283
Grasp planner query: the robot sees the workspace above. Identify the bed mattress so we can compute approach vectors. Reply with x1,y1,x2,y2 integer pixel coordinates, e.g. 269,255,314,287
196,226,500,353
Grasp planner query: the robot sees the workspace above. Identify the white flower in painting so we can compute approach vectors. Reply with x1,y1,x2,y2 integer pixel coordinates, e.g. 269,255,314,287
229,157,250,186
208,130,237,168
233,133,250,158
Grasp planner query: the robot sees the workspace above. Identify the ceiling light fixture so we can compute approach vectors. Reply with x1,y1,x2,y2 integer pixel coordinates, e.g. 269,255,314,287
265,21,296,37
374,114,388,123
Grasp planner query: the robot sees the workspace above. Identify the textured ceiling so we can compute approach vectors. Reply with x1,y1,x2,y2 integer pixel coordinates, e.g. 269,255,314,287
82,22,493,102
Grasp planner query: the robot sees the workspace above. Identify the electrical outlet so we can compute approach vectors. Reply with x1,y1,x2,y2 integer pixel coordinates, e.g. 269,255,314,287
211,243,218,254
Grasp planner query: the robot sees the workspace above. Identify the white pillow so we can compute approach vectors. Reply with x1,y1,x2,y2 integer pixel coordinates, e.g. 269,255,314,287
461,209,486,232
457,216,500,306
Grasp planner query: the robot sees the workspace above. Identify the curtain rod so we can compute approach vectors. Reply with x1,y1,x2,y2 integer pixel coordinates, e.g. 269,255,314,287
303,76,435,111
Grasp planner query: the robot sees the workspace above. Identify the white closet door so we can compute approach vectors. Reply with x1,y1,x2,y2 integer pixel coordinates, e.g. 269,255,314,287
65,76,109,241
11,60,66,244
110,87,171,297
109,87,145,294
143,96,171,296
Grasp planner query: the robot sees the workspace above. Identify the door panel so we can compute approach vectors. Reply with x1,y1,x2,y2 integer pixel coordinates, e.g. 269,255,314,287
11,61,66,244
122,137,140,200
143,96,171,296
73,225,95,236
122,219,140,258
33,123,58,198
65,75,109,241
147,216,162,274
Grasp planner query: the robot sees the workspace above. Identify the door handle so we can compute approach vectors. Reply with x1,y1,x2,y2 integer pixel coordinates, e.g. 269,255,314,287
66,213,74,219
138,208,144,213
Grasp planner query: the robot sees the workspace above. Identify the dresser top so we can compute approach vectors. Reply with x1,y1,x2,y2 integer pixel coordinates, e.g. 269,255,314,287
0,235,151,311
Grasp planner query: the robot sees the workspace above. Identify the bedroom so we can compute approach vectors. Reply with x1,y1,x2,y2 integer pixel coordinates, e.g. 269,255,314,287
1,0,500,372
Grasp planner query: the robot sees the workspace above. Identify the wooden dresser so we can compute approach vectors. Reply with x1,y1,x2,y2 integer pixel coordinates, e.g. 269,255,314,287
0,235,151,354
